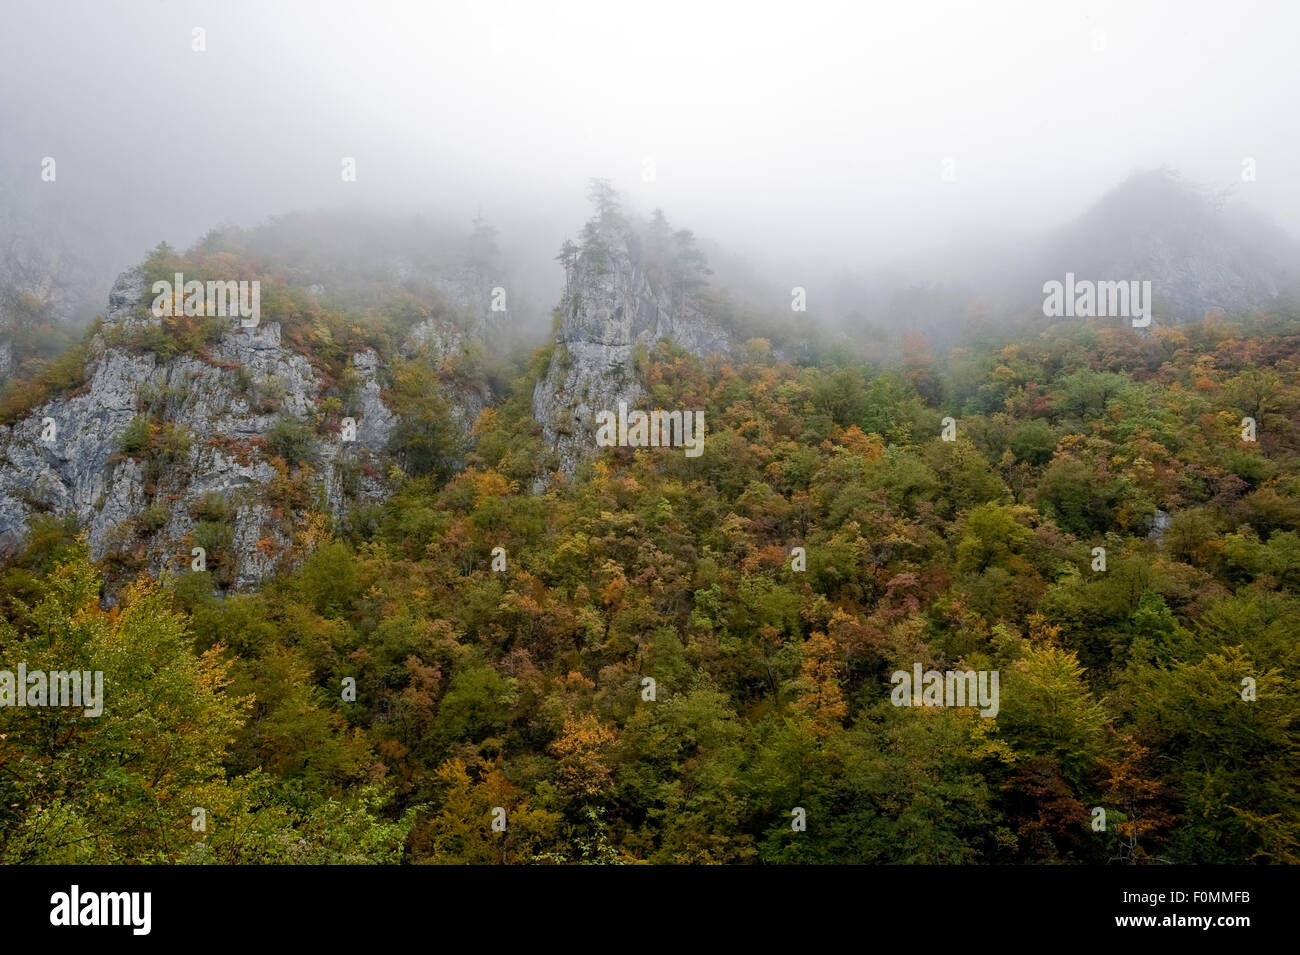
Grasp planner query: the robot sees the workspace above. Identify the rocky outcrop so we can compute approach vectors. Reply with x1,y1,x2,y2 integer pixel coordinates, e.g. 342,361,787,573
0,268,400,589
532,209,731,480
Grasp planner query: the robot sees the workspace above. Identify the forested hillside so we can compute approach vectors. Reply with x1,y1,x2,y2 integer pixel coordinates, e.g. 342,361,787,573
3,275,1297,862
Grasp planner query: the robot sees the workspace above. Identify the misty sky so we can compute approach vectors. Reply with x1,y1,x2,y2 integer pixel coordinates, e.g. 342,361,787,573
2,0,1298,288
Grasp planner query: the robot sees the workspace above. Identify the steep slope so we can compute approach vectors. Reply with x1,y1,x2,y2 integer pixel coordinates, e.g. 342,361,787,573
1020,169,1299,320
824,170,1300,349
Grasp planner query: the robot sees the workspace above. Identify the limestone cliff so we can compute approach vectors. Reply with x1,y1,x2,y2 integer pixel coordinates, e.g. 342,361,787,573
532,202,731,480
0,264,500,590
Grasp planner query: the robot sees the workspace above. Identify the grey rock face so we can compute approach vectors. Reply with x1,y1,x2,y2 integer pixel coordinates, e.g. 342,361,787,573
0,336,155,560
0,269,396,589
1148,508,1172,544
351,349,396,449
405,317,468,359
532,216,731,480
436,265,509,340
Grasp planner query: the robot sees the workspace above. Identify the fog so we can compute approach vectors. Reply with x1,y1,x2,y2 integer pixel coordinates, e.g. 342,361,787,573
2,0,1299,328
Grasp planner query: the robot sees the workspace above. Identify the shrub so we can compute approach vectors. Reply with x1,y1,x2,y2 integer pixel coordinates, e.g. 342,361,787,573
191,491,234,524
266,416,316,464
119,415,152,457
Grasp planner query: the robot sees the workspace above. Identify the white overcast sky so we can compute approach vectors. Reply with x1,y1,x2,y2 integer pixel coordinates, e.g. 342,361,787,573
1,0,1297,278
